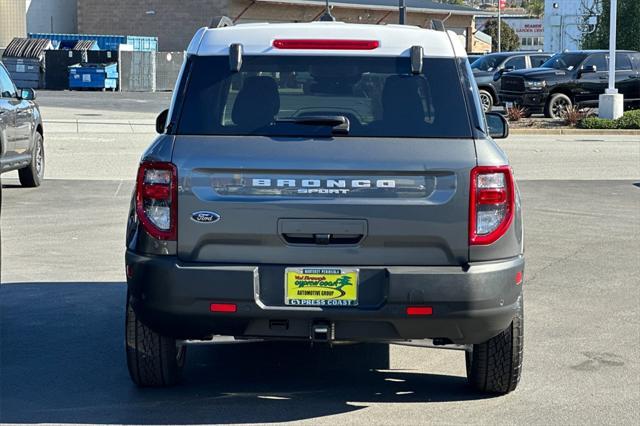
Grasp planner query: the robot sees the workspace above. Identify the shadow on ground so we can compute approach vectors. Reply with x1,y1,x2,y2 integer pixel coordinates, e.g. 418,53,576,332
0,283,486,424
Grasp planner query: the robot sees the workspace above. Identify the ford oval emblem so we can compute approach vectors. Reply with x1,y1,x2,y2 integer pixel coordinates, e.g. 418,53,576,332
191,211,220,223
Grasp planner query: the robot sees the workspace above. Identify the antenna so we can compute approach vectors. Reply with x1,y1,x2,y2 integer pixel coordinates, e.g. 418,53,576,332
319,0,336,22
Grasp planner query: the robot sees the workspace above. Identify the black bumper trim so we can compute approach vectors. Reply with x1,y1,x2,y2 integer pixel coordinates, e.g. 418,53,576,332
126,251,524,344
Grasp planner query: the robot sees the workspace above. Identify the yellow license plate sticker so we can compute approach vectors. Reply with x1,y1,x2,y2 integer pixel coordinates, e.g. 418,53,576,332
285,268,358,307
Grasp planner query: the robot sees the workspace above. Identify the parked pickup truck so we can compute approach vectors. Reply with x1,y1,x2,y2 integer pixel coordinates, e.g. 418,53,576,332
0,61,44,187
472,51,551,112
499,50,640,118
124,20,525,395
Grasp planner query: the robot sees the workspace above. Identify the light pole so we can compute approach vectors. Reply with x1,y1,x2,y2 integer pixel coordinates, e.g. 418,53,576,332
498,0,501,52
598,0,623,119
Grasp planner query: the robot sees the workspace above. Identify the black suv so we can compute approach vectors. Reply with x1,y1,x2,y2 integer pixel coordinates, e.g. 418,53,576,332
499,50,640,118
472,52,551,112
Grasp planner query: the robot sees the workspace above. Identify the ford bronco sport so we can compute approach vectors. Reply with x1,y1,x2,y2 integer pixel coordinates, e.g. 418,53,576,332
125,20,525,395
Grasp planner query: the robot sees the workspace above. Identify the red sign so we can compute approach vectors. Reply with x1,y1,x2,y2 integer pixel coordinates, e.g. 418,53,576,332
499,0,507,10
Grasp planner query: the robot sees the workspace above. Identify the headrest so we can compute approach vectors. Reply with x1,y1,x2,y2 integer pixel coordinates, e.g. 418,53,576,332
232,76,280,130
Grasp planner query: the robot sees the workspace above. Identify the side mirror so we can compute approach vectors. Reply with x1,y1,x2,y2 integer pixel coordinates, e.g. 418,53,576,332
485,112,509,139
19,88,35,101
579,65,597,76
156,109,169,134
494,66,515,81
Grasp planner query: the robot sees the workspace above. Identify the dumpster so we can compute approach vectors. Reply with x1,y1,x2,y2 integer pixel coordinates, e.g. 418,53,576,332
68,63,118,90
30,33,158,52
87,50,119,64
44,50,87,89
1,38,52,89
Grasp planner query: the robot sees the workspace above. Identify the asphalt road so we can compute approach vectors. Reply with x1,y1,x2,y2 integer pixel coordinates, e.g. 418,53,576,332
1,92,639,425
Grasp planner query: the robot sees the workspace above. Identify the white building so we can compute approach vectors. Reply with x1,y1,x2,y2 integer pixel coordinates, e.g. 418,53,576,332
476,16,544,51
26,0,77,34
543,0,599,52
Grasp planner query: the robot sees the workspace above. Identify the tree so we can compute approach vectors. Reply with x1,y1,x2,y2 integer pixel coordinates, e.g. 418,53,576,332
524,0,544,17
582,0,640,51
482,19,520,52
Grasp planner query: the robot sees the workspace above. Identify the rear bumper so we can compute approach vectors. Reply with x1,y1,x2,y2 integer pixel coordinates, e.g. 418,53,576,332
126,251,524,344
499,91,548,112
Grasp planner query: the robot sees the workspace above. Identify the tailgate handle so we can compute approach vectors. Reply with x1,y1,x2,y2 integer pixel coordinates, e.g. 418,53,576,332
281,233,364,245
278,219,367,246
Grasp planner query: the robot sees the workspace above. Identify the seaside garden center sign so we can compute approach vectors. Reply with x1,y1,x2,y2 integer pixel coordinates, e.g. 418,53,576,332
477,17,544,51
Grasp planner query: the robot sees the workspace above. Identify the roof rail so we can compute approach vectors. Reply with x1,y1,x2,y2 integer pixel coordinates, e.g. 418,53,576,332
210,16,234,29
431,20,445,32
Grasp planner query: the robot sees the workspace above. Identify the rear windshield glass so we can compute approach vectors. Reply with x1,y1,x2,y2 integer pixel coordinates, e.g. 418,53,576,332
176,56,472,138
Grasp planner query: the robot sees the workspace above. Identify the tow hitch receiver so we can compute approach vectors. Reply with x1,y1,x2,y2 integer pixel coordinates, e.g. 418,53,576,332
311,321,333,342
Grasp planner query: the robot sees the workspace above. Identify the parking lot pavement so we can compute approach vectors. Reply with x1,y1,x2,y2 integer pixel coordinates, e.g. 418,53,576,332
1,92,639,424
2,177,639,424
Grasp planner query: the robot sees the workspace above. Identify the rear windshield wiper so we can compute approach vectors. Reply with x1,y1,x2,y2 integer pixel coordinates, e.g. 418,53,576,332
278,115,350,135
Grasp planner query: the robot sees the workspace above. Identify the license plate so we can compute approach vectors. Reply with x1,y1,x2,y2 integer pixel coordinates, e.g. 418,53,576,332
285,267,358,307
505,101,514,109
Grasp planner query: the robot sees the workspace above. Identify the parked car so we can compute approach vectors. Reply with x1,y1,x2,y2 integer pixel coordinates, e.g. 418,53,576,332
472,51,552,112
499,50,640,118
467,53,485,64
124,21,524,395
0,61,44,187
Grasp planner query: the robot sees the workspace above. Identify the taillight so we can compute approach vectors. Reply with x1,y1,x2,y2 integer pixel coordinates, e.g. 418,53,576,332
469,165,515,245
136,161,177,240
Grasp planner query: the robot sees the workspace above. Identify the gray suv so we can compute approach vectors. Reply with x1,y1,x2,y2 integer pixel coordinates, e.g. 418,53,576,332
0,62,44,187
124,22,525,395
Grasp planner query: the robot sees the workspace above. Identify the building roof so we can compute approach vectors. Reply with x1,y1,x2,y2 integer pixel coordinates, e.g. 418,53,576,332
189,21,467,58
256,0,493,16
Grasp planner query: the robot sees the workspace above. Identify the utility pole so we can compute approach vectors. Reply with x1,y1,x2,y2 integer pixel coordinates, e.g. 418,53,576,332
598,0,623,119
399,0,406,25
498,0,505,52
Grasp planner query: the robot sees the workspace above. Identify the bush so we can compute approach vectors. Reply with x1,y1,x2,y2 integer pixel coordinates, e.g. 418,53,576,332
506,105,528,122
563,106,593,126
578,117,617,129
615,109,640,129
578,109,640,129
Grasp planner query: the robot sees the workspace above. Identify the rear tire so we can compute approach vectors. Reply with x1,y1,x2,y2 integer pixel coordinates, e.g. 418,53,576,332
18,132,44,187
466,296,523,394
544,93,572,119
479,89,494,112
125,293,186,387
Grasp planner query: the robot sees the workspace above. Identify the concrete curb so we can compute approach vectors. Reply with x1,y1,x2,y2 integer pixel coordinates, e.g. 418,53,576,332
44,119,155,134
510,128,640,135
41,119,640,136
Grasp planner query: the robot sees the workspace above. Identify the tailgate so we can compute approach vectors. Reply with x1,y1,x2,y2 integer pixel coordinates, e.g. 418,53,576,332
173,136,475,266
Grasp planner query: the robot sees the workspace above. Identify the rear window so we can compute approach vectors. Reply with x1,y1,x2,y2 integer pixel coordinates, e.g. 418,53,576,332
176,55,472,138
